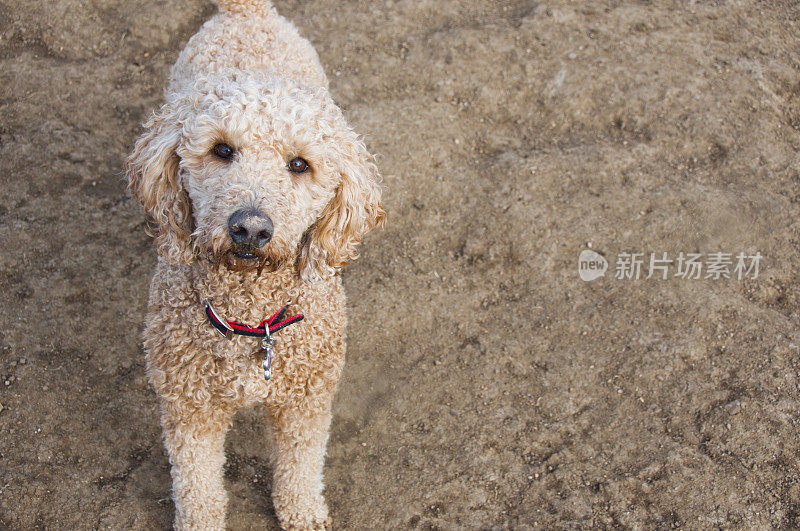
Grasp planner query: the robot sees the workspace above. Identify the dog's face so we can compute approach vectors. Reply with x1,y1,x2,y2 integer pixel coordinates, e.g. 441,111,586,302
126,71,384,281
176,73,350,273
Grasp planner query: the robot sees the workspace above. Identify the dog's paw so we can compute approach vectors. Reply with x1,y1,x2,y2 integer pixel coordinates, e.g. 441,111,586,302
279,513,331,531
275,498,330,531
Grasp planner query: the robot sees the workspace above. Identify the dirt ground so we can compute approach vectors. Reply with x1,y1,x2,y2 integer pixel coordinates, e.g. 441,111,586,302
1,0,800,528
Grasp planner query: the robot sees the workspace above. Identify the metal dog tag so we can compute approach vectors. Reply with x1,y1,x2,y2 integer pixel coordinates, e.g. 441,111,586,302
261,336,275,380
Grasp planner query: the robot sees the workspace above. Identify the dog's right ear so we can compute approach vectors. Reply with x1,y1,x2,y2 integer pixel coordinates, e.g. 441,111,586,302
126,103,193,264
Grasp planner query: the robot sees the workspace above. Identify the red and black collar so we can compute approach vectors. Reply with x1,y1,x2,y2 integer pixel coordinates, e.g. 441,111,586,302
204,300,304,340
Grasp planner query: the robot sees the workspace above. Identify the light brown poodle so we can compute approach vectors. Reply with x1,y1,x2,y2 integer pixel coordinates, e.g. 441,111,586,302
125,1,385,528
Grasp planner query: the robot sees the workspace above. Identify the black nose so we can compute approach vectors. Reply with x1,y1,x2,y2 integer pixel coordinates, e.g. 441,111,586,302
228,209,273,248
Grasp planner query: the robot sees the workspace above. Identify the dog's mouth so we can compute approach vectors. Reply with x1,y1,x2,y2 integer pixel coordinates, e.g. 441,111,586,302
218,246,284,273
223,247,263,271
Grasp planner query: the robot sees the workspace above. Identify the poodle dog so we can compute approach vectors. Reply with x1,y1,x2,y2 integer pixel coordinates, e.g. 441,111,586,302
125,1,385,528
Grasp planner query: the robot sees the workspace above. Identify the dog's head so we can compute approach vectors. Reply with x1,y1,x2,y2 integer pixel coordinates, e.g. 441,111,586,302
126,71,384,281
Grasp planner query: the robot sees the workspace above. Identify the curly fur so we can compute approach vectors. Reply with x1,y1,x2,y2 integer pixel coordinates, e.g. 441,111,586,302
125,1,385,528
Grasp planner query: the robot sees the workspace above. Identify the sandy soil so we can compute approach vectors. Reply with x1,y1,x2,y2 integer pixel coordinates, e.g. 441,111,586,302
1,0,800,528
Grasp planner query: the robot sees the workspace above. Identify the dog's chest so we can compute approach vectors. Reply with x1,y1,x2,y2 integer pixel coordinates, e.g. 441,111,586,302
204,294,303,399
185,268,347,406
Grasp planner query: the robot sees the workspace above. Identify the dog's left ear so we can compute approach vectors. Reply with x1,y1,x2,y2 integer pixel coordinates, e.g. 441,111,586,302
296,137,386,281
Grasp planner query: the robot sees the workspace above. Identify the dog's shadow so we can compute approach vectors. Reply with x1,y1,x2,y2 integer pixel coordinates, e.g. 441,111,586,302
123,406,280,530
223,406,281,530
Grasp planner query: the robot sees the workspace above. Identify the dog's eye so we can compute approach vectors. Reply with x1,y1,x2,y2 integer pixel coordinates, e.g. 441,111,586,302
288,157,310,174
212,143,235,160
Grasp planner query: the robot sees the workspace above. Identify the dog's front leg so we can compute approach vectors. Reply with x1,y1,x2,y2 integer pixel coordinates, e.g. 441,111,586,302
161,401,235,531
268,401,333,530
